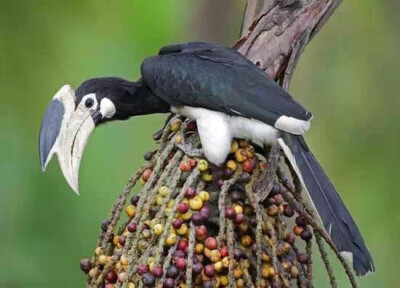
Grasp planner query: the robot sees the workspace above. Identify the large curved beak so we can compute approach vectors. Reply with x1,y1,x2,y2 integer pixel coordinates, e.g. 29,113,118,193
39,85,97,195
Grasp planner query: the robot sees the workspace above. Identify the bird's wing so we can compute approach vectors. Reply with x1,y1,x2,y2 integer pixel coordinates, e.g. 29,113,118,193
141,42,312,134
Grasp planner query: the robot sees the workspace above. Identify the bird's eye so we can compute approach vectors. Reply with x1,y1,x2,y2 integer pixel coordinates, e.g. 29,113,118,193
85,98,94,108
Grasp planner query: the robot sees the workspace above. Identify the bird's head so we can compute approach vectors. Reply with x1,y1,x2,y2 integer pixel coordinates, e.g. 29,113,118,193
39,77,139,194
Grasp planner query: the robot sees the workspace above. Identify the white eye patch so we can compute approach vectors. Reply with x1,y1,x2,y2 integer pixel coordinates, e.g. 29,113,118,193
100,97,116,119
81,93,98,110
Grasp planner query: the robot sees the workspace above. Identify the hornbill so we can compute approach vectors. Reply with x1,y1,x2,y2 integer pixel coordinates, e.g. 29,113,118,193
39,42,374,275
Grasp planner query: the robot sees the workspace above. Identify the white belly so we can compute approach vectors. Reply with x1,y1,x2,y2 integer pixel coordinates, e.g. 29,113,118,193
172,106,280,165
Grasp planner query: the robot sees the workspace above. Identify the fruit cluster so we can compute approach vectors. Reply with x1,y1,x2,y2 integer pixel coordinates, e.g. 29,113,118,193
82,119,313,287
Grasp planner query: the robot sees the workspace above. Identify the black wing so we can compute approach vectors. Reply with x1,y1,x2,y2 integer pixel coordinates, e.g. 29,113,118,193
141,42,312,132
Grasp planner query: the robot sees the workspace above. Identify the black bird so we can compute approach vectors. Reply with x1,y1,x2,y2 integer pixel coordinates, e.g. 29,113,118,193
39,41,374,275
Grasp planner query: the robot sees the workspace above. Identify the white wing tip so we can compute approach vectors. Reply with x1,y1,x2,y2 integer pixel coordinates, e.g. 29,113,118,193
274,116,311,135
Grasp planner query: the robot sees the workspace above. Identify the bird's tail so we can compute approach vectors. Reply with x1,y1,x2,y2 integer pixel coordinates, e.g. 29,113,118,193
278,134,375,276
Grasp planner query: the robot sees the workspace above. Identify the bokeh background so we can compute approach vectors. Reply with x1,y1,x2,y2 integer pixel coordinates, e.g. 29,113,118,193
1,0,399,287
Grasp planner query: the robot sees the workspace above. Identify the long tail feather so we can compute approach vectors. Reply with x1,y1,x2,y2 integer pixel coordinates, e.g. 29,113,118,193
278,134,374,276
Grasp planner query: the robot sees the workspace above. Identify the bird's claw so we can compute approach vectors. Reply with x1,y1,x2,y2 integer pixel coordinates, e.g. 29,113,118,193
175,143,204,158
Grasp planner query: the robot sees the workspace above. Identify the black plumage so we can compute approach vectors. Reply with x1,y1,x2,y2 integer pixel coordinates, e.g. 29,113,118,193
141,42,312,128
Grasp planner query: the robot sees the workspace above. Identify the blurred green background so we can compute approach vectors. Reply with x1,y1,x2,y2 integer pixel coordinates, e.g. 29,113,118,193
1,0,399,287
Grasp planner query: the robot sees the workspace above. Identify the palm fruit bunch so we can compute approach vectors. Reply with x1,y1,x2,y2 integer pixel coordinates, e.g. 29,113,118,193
81,117,318,288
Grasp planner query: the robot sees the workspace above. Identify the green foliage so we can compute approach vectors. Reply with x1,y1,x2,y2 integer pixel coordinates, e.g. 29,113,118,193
1,0,399,287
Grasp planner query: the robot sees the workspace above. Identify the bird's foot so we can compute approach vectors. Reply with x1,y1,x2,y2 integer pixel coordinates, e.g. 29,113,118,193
175,142,204,158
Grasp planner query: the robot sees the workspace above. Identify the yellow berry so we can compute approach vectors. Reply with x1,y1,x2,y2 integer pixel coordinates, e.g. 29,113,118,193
197,159,209,171
167,200,175,208
95,246,102,256
127,282,135,288
237,278,245,288
155,195,164,206
214,261,223,272
222,257,230,268
176,224,188,235
234,266,243,278
226,160,237,171
219,275,229,285
198,191,210,202
181,211,193,221
235,149,247,163
170,119,182,132
153,224,164,236
158,186,169,197
230,140,239,153
98,255,108,265
189,196,204,210
240,235,252,247
233,204,243,214
202,173,213,182
195,243,204,254
210,249,221,262
120,255,128,265
165,233,177,246
125,205,136,218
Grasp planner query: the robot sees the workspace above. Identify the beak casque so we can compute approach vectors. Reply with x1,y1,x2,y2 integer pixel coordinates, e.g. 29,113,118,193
39,85,96,195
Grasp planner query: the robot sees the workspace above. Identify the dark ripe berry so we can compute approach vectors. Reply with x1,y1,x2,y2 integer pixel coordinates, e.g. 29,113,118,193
191,213,203,226
230,190,242,201
127,222,137,233
223,167,234,179
234,213,245,224
186,121,197,130
119,236,126,246
143,151,154,161
204,265,215,277
174,250,185,258
185,187,196,198
79,258,92,274
130,195,140,205
101,220,111,232
287,234,296,245
177,240,188,252
176,257,186,269
166,265,179,278
239,172,251,183
205,237,218,250
216,179,224,188
234,249,244,260
172,218,183,230
225,207,236,219
177,203,189,214
202,281,214,288
152,265,163,277
283,204,294,217
137,264,149,275
297,253,310,264
295,216,307,227
142,273,155,287
193,262,203,274
301,229,313,242
270,184,280,196
249,215,257,227
105,270,117,283
163,278,175,288
200,205,210,220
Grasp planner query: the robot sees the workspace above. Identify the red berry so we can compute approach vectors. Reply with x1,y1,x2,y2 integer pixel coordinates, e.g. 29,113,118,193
127,222,137,233
177,239,188,252
242,158,255,172
185,187,196,198
225,207,236,219
176,257,186,269
137,264,149,275
234,213,245,224
188,158,197,168
196,225,208,238
205,237,218,250
152,265,163,277
179,161,191,172
203,265,215,277
105,270,117,283
172,218,183,230
177,203,189,214
220,246,229,258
